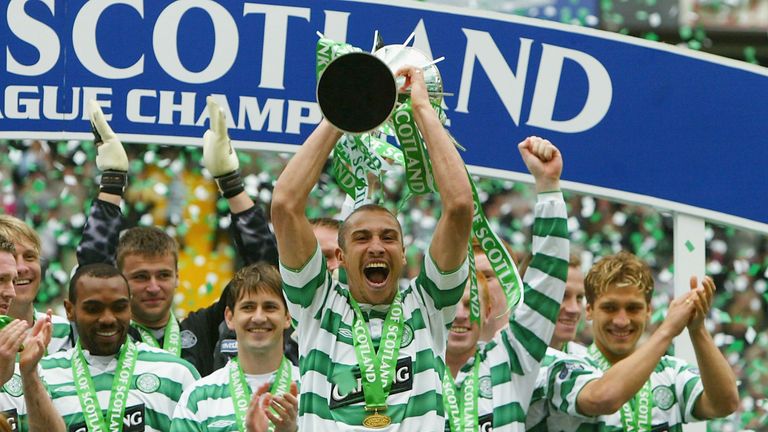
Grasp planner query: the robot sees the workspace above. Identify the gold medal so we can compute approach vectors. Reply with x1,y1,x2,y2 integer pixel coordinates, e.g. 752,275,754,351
363,407,391,429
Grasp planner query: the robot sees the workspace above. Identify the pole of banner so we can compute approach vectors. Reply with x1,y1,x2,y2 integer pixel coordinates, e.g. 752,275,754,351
673,213,706,432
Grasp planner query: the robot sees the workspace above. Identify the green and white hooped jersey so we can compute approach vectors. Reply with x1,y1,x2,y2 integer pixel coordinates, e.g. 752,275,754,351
40,342,200,432
0,363,31,431
35,310,73,353
280,242,469,431
526,345,603,432
589,354,705,432
170,359,301,432
448,192,569,432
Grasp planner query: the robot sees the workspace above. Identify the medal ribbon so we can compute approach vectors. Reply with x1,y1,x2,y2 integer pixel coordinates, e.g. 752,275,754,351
588,344,653,431
348,290,405,410
442,353,481,432
71,340,139,432
469,174,525,314
229,356,293,432
132,316,181,356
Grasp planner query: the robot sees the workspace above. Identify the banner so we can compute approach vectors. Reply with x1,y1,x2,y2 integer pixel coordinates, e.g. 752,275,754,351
2,0,767,229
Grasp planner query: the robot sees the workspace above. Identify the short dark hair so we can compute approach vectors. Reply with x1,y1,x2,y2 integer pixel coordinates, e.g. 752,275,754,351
310,217,342,231
0,234,16,256
226,263,285,311
69,263,129,303
117,226,179,270
338,204,402,251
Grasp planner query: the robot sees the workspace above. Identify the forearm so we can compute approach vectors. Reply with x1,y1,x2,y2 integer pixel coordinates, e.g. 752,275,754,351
22,371,65,432
412,103,472,215
578,325,675,415
272,120,341,269
690,325,739,418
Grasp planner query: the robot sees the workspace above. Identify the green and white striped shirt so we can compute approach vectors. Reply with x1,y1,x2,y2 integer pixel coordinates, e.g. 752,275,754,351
280,241,469,431
449,192,569,432
526,344,602,432
40,342,200,432
36,310,73,354
170,359,300,432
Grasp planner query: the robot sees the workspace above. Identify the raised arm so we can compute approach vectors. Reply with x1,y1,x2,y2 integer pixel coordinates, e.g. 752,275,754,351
202,97,278,266
575,290,697,415
271,121,342,269
76,100,128,266
688,276,739,419
396,66,473,271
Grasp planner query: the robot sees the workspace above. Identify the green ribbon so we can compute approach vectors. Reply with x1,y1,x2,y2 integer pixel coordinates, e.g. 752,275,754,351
71,340,139,432
469,174,524,314
132,315,181,356
229,356,293,432
588,344,653,431
391,100,437,196
443,353,481,432
316,38,359,80
348,290,405,410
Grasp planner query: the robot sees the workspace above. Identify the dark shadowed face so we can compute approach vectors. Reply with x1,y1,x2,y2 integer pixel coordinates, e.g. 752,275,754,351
313,225,340,271
0,252,17,315
337,209,406,305
551,265,585,349
66,275,131,356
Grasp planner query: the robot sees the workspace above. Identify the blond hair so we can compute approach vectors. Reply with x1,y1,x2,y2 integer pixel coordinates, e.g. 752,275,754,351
0,214,40,255
584,251,653,305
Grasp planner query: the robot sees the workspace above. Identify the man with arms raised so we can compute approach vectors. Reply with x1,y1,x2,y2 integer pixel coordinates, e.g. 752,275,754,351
0,234,65,432
443,136,569,432
171,263,299,432
271,66,473,430
0,215,74,352
78,100,280,375
40,263,200,431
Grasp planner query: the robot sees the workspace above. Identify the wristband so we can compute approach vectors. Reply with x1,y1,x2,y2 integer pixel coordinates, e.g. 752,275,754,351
100,170,128,196
215,170,245,199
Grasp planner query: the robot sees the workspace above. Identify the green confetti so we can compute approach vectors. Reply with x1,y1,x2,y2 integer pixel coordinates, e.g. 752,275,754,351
685,240,695,252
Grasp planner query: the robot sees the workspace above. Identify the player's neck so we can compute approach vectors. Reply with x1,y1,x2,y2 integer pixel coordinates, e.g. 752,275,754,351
550,336,567,351
238,344,284,375
134,312,171,329
446,347,477,379
8,301,34,324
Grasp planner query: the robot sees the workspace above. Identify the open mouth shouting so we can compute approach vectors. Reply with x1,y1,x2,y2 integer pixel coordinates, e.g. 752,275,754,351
363,261,390,288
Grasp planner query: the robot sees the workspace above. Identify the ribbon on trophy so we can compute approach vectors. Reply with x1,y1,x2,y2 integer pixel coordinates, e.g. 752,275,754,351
315,33,525,323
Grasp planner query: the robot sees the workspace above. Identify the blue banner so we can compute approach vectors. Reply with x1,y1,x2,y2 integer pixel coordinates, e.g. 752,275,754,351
2,0,767,229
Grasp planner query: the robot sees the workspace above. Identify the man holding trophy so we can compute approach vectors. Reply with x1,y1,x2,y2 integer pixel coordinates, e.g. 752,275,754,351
270,58,475,431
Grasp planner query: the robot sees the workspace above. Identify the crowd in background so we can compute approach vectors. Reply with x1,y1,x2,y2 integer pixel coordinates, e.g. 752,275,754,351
1,137,766,430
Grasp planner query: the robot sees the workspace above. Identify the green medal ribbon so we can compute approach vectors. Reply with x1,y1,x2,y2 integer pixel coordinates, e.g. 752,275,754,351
132,316,181,356
442,353,481,432
348,290,405,412
469,174,525,313
229,356,293,432
467,242,480,325
588,344,653,431
71,340,139,432
392,100,437,196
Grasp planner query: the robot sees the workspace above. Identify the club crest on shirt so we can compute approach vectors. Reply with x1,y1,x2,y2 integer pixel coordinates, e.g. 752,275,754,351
2,374,22,397
400,324,414,348
329,357,414,408
136,373,161,393
1,409,18,431
478,375,493,399
70,404,145,432
180,330,198,348
652,385,675,410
